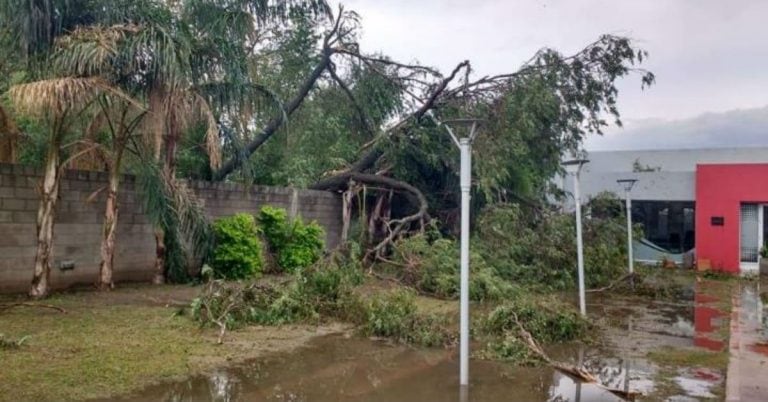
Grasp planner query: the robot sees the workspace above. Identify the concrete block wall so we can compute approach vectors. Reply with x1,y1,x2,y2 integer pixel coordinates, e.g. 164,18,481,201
0,163,342,293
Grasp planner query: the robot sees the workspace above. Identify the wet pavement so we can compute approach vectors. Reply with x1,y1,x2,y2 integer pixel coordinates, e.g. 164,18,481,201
101,277,768,402
725,279,767,401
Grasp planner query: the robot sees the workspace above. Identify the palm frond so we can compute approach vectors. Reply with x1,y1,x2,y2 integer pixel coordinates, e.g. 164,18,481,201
135,159,213,282
193,94,222,170
198,81,284,118
123,23,192,88
8,76,141,117
52,23,140,76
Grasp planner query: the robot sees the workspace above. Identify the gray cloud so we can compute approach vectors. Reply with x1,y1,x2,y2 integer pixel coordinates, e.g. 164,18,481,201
585,106,768,151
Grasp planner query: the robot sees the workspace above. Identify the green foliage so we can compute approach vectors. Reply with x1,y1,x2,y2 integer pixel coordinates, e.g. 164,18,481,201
587,191,624,219
258,206,325,272
193,243,452,347
193,245,364,329
381,36,653,228
483,334,537,364
211,214,264,280
477,203,630,291
480,294,590,364
136,162,213,283
482,296,590,343
363,288,416,337
388,233,516,301
362,289,453,347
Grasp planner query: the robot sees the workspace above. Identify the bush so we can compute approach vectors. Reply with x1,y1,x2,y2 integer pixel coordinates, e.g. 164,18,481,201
193,245,365,331
193,245,452,347
388,233,515,301
258,206,325,272
210,214,264,279
362,289,453,347
480,294,591,364
477,203,632,291
482,295,590,343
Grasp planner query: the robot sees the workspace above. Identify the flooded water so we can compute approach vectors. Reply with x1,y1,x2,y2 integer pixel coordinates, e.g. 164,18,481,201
106,334,631,402
103,277,752,402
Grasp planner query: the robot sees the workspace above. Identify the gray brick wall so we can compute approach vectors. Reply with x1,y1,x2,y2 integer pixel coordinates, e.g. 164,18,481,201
0,163,343,294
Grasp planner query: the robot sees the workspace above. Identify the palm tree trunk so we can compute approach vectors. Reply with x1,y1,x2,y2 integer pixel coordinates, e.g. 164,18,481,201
30,141,61,298
96,168,119,290
153,110,179,285
152,228,166,284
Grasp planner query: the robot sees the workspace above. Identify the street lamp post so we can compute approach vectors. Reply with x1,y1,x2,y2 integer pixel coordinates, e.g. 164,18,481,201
442,118,481,389
617,179,638,277
563,158,589,316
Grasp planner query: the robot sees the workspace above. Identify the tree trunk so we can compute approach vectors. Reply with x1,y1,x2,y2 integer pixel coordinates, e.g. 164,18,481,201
29,144,61,298
152,228,166,284
151,111,179,285
96,168,119,290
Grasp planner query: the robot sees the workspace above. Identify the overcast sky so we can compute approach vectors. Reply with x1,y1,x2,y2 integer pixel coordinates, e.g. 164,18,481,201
341,0,768,149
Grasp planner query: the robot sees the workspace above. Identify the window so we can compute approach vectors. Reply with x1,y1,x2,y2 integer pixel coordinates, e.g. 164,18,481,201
632,201,695,253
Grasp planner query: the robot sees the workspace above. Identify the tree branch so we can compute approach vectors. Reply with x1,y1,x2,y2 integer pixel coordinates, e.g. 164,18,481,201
212,48,334,180
309,172,429,261
311,60,470,188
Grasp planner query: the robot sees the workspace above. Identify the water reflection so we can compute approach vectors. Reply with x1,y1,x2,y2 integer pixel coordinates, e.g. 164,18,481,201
693,283,726,351
105,279,739,402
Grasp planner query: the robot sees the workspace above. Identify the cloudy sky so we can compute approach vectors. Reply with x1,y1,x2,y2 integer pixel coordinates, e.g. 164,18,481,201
341,0,768,150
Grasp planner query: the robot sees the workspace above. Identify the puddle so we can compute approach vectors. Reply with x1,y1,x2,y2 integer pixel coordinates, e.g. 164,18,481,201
103,278,736,402
104,334,628,402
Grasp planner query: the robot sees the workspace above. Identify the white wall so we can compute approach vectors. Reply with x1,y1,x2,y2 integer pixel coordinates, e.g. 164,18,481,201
557,147,768,208
582,147,768,173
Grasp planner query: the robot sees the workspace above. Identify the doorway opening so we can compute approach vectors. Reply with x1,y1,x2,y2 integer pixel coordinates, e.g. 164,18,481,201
739,203,768,273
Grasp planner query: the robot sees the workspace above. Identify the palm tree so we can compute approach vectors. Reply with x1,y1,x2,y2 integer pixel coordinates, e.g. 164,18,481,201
8,77,133,297
51,20,221,288
4,0,333,292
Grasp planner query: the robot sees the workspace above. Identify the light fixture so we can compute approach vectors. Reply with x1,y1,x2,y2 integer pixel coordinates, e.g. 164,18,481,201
563,156,589,316
617,178,639,280
438,115,484,390
562,158,589,175
617,178,638,193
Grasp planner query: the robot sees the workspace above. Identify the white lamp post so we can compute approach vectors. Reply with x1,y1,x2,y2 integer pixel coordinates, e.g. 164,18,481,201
563,158,589,316
442,117,481,389
617,179,638,277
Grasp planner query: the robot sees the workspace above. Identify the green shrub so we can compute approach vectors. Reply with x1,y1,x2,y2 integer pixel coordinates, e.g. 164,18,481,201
258,206,325,272
362,289,453,347
483,334,538,364
478,294,591,364
210,214,264,279
193,245,365,330
389,233,514,301
364,289,417,337
477,203,632,291
481,295,590,343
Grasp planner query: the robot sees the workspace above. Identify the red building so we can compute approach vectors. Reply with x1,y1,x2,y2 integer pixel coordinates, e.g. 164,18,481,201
695,163,768,274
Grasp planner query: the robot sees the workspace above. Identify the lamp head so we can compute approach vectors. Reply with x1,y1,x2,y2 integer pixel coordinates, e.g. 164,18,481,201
617,178,638,192
562,158,589,175
443,118,485,146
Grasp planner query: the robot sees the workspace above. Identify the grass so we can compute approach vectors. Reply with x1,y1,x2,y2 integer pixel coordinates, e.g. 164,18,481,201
0,286,345,402
647,346,729,370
